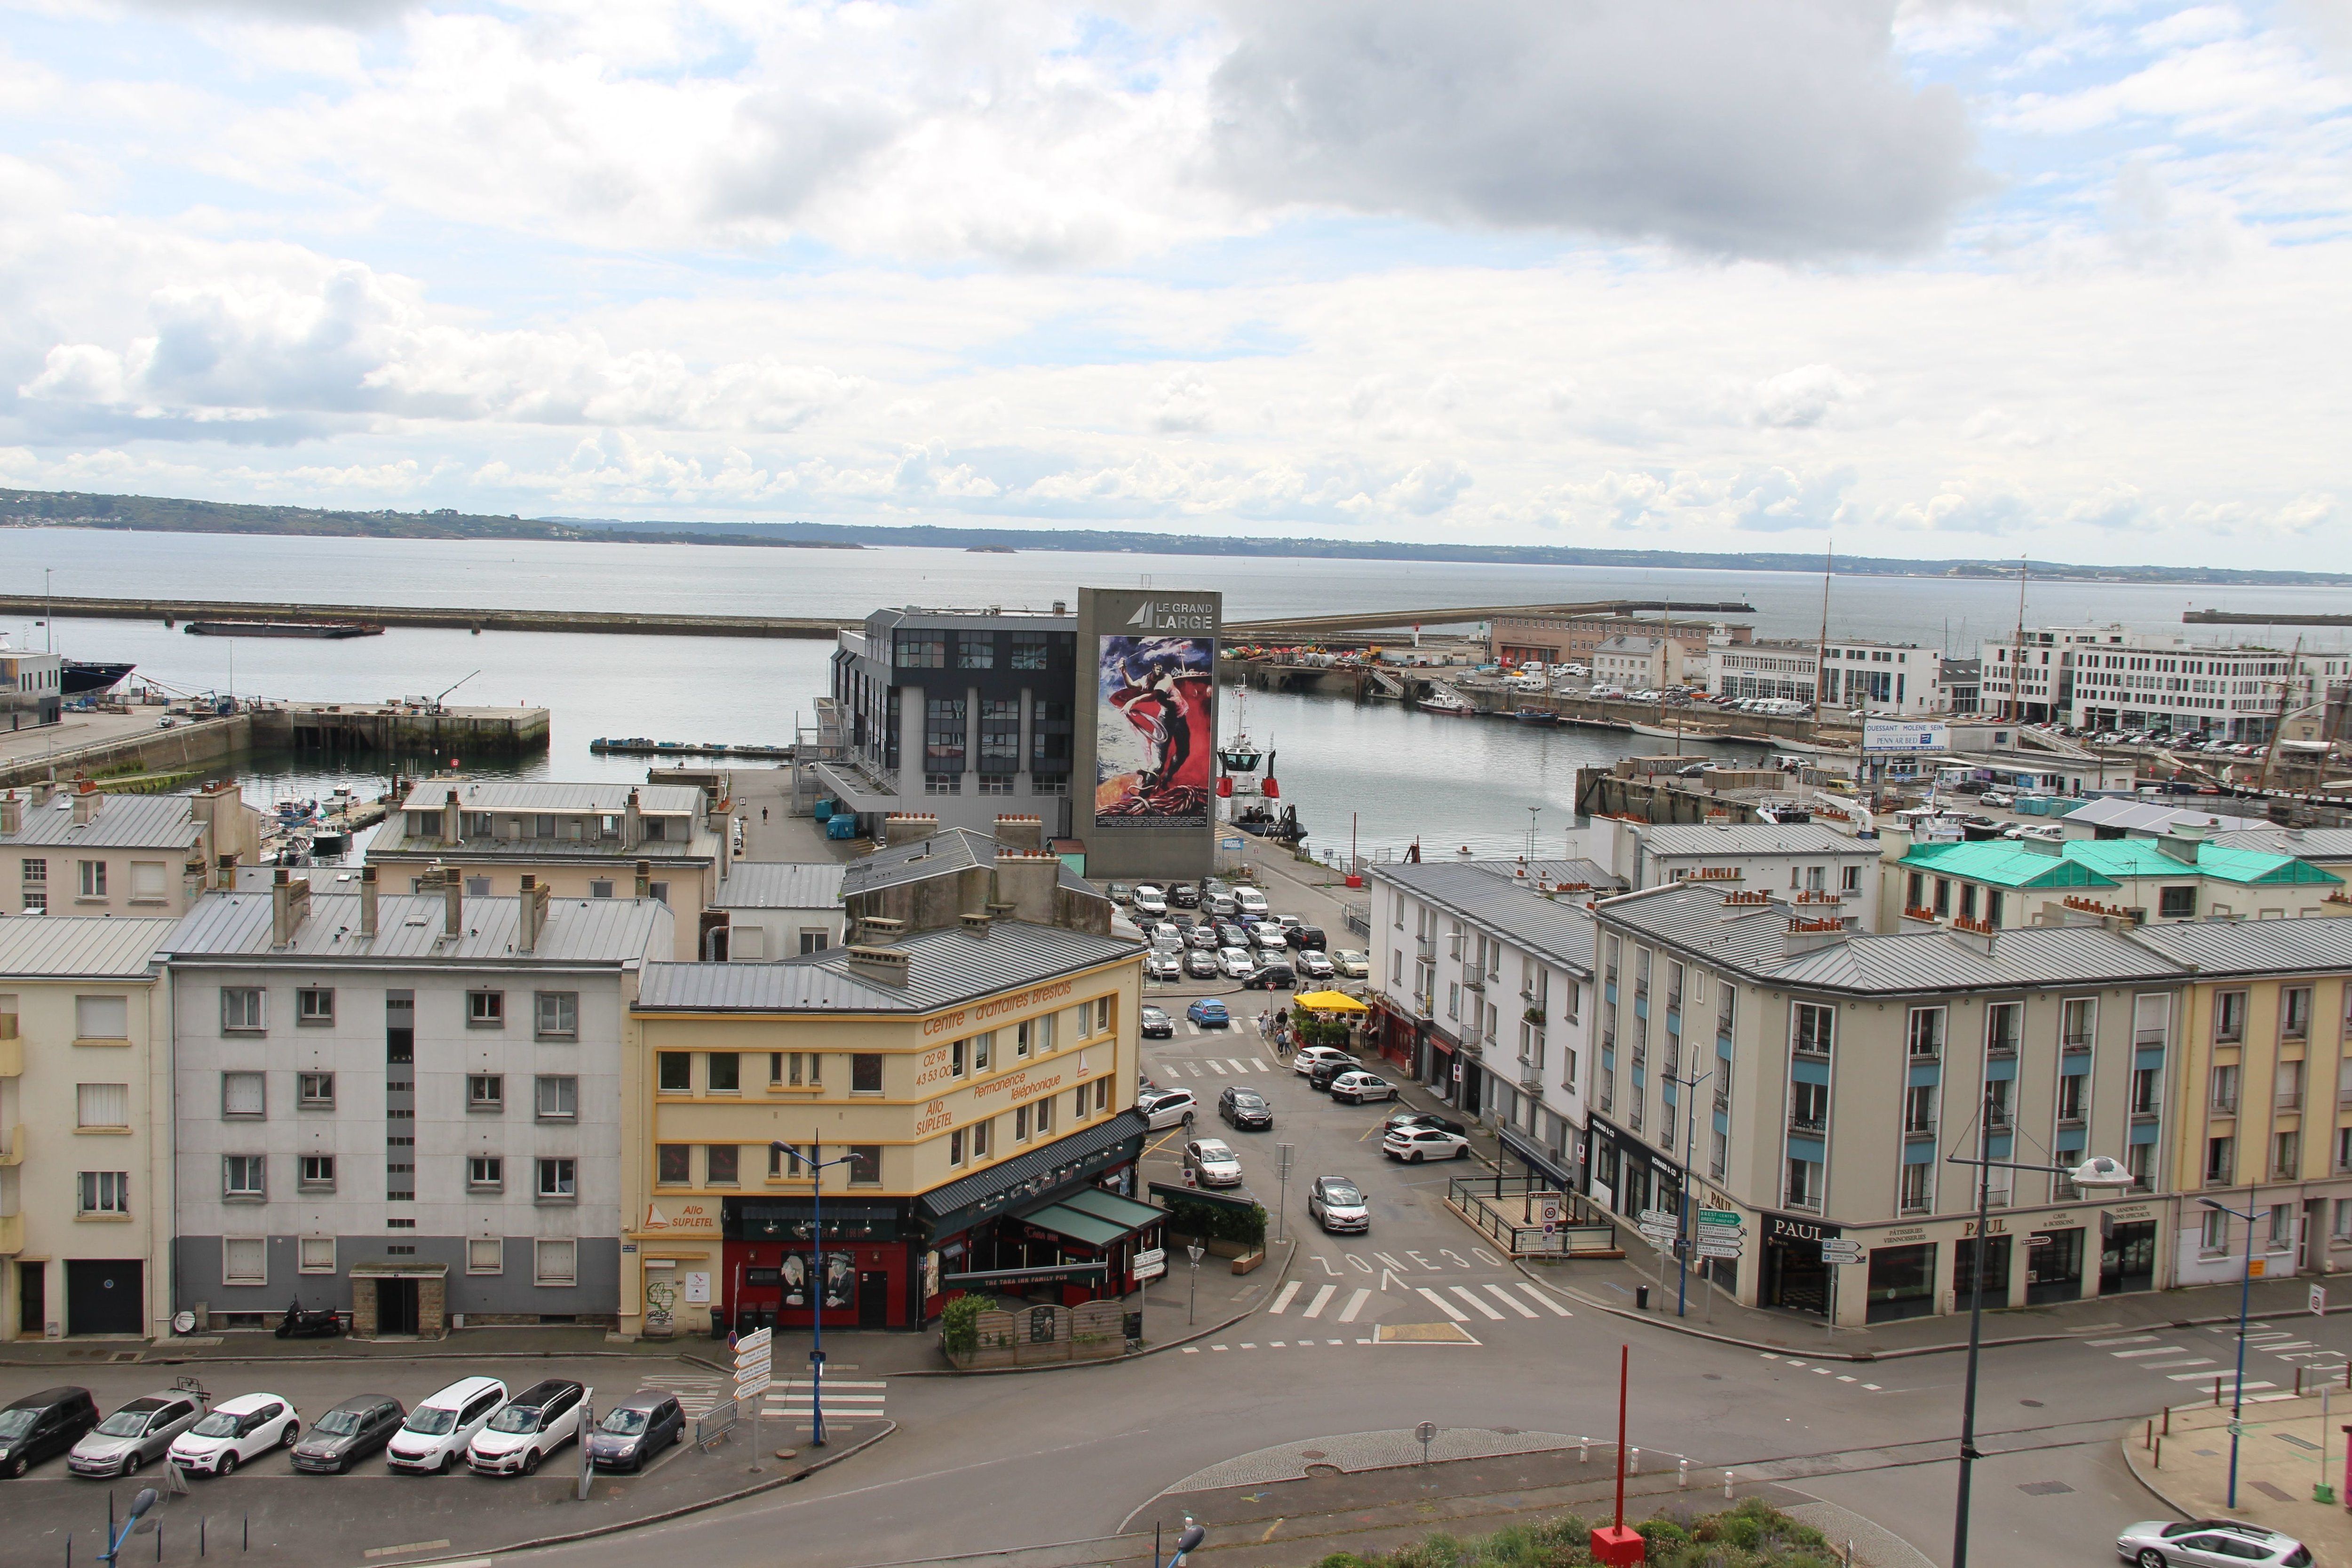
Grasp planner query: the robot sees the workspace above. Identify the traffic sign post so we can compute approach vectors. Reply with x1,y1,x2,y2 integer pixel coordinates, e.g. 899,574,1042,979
1819,1240,1861,1346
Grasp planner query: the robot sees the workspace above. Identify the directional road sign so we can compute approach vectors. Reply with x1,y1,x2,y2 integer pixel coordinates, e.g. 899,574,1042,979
1820,1239,1864,1264
1696,1241,1746,1260
1639,1208,1678,1229
1698,1209,1741,1229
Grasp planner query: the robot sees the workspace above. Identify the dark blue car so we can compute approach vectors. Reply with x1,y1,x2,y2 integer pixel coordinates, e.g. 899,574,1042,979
1186,998,1231,1028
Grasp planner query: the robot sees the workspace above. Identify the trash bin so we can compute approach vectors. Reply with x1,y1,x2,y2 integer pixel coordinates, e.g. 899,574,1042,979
1636,1285,1650,1311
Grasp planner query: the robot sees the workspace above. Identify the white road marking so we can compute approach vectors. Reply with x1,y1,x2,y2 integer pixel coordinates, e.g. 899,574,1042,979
1862,1383,1881,1390
2261,1341,2318,1352
1269,1281,1301,1314
2169,1368,2249,1381
1305,1284,1336,1318
1183,1347,1200,1353
1448,1286,1506,1321
1186,1022,1200,1036
1338,1289,1372,1322
1518,1283,1572,1316
1251,1059,1269,1071
1228,1059,1249,1073
1416,1286,1469,1322
2142,1359,2216,1369
1836,1375,1856,1383
1207,1059,1228,1074
1483,1283,1539,1318
1212,1345,1229,1352
2111,1347,2189,1358
2089,1335,2161,1346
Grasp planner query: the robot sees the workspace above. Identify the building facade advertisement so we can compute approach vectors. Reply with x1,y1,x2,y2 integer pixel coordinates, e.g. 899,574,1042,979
1094,633,1215,828
1862,720,1950,753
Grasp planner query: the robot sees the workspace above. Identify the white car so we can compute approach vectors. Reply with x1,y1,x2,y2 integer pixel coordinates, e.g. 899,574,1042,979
466,1380,586,1476
1293,1046,1353,1077
1232,887,1268,916
1296,950,1336,980
1137,1087,1198,1130
1131,885,1168,916
1250,924,1290,953
168,1393,299,1478
1217,947,1256,979
385,1376,507,1473
1331,949,1370,979
1383,1125,1471,1163
1144,951,1183,981
1328,1070,1396,1104
1184,1138,1246,1187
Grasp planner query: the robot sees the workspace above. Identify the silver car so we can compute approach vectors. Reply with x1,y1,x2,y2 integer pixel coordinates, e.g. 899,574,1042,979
69,1390,209,1479
1217,947,1255,979
2116,1520,2311,1568
1307,1176,1369,1234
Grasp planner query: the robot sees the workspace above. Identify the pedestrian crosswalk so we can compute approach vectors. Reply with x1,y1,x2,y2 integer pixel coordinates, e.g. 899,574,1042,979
1149,1057,1273,1077
763,1378,888,1427
646,1374,731,1417
1266,1275,1565,1324
2084,1321,2352,1402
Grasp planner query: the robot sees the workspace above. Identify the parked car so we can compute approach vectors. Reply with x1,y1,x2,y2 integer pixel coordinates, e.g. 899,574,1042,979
588,1391,685,1472
1296,950,1336,980
1214,919,1249,947
1244,961,1296,990
1294,1045,1353,1077
1185,924,1220,949
1233,887,1269,916
1385,1109,1468,1139
467,1380,586,1476
1328,1070,1397,1104
1308,1055,1365,1092
1204,892,1238,918
1138,1087,1198,1130
1250,924,1291,953
1169,883,1202,909
1106,882,1133,905
1140,1005,1175,1040
68,1388,209,1479
385,1376,507,1474
2114,1519,2311,1568
1187,997,1232,1028
1145,951,1183,981
1131,884,1168,917
1383,1125,1472,1162
1184,1138,1246,1187
1184,948,1219,979
1218,1087,1272,1130
1307,1176,1369,1234
1331,949,1370,979
1217,947,1256,979
0,1386,99,1479
169,1392,299,1478
1285,924,1327,952
292,1394,405,1474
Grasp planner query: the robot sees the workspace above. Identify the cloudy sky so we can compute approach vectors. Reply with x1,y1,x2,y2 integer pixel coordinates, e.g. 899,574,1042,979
3,0,2349,566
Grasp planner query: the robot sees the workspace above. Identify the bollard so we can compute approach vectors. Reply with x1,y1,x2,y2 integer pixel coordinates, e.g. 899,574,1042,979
201,1518,207,1558
2164,1406,2172,1437
110,1493,117,1548
156,1525,162,1563
1630,1446,1641,1475
1580,1438,1589,1465
243,1515,248,1552
2154,1435,2162,1470
2216,1377,2225,1407
1678,1457,1689,1489
1724,1469,1734,1501
2300,1368,2307,1397
2145,1419,2153,1450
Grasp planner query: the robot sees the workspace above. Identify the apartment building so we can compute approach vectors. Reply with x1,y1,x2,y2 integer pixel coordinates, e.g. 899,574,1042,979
1708,639,1824,705
706,862,846,961
164,869,669,1336
1365,861,1596,1191
368,780,720,960
2,644,62,730
2130,920,2352,1287
1818,640,1946,716
0,918,176,1340
1,781,262,918
1593,883,2188,1325
1891,823,2343,931
1983,623,2308,740
625,880,1145,1337
1590,819,1885,931
1490,613,1747,669
1591,636,1684,691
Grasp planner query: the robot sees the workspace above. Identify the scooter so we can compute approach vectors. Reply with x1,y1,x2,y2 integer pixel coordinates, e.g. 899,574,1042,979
275,1298,344,1339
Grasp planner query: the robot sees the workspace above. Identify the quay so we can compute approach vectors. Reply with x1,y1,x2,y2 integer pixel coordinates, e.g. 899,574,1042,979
0,700,548,788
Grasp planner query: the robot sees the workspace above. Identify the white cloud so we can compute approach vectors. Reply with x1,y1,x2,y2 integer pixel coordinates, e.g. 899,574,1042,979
1750,365,1868,430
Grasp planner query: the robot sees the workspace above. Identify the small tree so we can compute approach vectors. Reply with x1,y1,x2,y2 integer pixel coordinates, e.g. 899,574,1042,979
939,1294,987,1358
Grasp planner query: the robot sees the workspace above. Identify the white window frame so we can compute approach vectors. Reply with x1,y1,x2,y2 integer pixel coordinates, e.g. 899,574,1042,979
221,987,265,1033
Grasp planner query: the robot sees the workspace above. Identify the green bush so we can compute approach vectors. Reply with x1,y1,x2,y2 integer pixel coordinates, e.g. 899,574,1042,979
1334,1499,1830,1568
939,1294,987,1357
1164,1194,1268,1247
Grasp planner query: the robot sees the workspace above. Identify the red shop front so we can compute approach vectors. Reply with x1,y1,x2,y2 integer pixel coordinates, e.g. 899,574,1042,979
718,1197,917,1335
1369,1003,1421,1074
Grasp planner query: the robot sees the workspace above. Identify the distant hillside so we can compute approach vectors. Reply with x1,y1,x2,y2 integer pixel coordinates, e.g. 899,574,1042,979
7,486,2350,585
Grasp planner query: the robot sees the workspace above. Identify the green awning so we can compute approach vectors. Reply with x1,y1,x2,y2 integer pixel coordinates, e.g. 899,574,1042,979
1020,1203,1129,1249
1055,1187,1165,1233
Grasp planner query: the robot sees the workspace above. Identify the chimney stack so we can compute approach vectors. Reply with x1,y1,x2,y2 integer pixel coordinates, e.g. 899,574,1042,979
71,780,99,826
0,791,18,836
634,859,652,899
358,865,379,937
2156,820,2211,865
443,865,465,937
270,867,311,947
215,852,238,891
441,788,461,847
520,873,550,953
625,788,642,849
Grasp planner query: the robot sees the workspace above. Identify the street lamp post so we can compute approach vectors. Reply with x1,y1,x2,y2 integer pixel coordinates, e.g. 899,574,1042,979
1667,1063,1713,1318
1944,1136,2137,1568
771,1140,859,1448
2198,1194,2266,1509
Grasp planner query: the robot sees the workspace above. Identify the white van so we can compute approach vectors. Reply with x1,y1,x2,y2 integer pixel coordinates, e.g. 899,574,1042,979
1232,886,1269,916
385,1376,507,1474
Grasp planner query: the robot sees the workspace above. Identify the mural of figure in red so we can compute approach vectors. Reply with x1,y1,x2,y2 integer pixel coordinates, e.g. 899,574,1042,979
1095,635,1215,826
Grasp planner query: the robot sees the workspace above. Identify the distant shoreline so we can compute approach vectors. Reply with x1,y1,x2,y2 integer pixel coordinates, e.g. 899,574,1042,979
6,486,2349,587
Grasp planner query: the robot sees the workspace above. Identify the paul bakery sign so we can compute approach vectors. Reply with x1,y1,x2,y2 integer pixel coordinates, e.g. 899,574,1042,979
1767,1215,1841,1246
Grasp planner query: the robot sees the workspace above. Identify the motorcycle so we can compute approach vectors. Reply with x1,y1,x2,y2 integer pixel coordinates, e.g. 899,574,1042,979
275,1298,345,1339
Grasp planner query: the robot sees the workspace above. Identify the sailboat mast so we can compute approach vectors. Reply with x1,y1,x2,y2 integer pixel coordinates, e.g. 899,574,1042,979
1813,544,1832,717
2010,555,2030,722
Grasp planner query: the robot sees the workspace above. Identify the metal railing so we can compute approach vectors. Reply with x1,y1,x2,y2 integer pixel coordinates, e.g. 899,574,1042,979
1446,1176,1615,1257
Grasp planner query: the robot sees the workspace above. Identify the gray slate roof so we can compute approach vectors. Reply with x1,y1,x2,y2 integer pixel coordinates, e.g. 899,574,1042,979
2213,827,2352,861
1597,882,2188,995
161,892,671,966
637,919,1140,1014
839,828,1099,904
1639,823,1880,859
2130,918,2352,977
0,915,176,979
394,780,704,815
1466,858,1627,892
1368,860,1597,974
711,862,845,910
0,794,203,851
2066,797,2265,836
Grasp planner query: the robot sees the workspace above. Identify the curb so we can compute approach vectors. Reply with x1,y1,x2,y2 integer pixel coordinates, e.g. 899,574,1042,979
2121,1427,2199,1517
896,1235,1302,1377
0,1345,694,1369
403,1418,898,1568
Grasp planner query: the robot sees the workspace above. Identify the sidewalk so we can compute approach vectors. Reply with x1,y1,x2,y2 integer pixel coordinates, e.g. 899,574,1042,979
2124,1393,2352,1559
1537,1248,2352,1360
0,1323,701,1368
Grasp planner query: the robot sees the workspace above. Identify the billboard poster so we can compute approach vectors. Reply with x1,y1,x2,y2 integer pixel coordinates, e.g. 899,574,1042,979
1094,634,1215,827
1863,719,1950,753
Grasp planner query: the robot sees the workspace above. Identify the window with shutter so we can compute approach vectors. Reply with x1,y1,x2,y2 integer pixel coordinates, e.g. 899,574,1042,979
222,1072,265,1118
76,1082,128,1128
76,994,129,1039
223,1237,266,1283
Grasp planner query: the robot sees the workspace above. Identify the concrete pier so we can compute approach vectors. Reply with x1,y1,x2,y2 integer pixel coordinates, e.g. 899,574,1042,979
252,702,550,759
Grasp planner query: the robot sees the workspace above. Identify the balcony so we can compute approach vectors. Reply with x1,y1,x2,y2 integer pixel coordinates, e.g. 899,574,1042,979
0,1029,17,1079
1904,1120,1936,1139
0,1212,20,1254
1463,975,1486,993
1788,1113,1827,1135
2061,1036,2092,1056
2277,1090,2304,1111
1986,1041,2018,1060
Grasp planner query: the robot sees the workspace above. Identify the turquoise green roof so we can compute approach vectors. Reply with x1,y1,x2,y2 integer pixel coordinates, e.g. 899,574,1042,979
1898,841,2120,890
2065,840,2342,887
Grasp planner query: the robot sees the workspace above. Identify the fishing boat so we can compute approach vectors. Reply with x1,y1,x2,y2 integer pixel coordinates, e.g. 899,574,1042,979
62,658,136,695
185,621,383,639
1514,707,1560,727
1417,682,1476,716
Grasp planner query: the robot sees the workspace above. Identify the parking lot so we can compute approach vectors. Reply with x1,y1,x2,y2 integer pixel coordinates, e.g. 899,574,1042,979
6,1352,880,1566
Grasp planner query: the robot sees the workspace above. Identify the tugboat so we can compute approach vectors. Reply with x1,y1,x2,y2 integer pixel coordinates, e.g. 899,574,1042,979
1216,691,1306,843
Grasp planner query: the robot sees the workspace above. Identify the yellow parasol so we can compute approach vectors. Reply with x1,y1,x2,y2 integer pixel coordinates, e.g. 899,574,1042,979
1294,989,1369,1014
